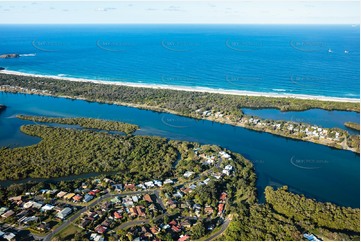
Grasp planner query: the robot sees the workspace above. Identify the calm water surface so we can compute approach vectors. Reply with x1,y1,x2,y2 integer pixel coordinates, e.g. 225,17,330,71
0,92,359,208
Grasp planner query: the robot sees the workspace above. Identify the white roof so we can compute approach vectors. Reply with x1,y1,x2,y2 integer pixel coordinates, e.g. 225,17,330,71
41,204,54,211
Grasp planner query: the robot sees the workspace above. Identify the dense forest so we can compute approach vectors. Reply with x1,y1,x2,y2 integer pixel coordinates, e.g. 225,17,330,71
265,186,360,233
0,125,177,180
17,115,139,134
0,73,359,116
221,186,360,241
345,122,360,131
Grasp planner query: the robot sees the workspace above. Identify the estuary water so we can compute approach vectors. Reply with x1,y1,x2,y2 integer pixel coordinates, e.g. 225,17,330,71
0,92,359,208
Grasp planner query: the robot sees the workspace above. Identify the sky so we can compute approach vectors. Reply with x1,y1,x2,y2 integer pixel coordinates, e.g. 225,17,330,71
0,0,359,24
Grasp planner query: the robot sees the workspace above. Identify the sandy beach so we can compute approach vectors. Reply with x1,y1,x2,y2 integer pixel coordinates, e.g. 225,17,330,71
1,70,359,103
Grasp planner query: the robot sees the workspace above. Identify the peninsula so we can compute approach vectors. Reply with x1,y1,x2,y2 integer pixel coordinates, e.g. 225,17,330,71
0,73,359,152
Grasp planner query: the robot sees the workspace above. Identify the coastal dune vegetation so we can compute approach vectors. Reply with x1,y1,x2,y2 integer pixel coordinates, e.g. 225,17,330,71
0,73,359,114
1,73,360,152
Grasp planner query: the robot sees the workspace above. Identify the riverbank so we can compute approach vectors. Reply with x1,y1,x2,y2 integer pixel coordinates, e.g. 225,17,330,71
0,74,359,152
1,70,359,103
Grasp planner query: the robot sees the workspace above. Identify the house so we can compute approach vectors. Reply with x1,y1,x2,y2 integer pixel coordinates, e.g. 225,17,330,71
169,220,177,226
124,184,136,191
144,232,153,239
56,191,67,198
132,196,139,203
3,232,16,241
180,220,192,228
1,210,14,219
23,201,34,209
8,196,22,203
83,194,94,203
37,222,50,232
136,206,146,217
41,204,54,212
63,193,76,200
150,226,160,235
153,180,162,187
222,169,231,176
203,178,211,185
163,179,174,184
32,202,43,209
94,225,107,234
184,171,195,178
137,184,146,190
143,194,153,203
144,181,155,188
90,233,104,241
80,219,91,229
73,194,83,202
129,207,138,217
162,224,171,230
0,207,8,216
114,211,122,219
219,151,231,159
101,220,110,227
180,187,192,194
218,203,224,215
219,192,227,201
212,173,222,180
193,204,201,210
112,184,123,192
171,225,181,233
178,235,190,241
204,206,214,215
56,207,72,219
303,233,321,241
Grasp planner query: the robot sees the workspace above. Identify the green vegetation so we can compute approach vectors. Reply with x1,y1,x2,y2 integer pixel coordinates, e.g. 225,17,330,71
1,73,359,152
17,115,139,134
345,122,360,131
222,204,302,241
221,186,360,241
0,124,177,180
0,73,359,115
265,186,360,233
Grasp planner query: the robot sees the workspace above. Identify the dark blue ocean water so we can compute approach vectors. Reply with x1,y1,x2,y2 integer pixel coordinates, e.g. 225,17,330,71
0,93,360,208
0,24,359,98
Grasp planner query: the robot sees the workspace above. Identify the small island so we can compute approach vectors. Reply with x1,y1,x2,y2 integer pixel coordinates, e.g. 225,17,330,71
0,53,19,59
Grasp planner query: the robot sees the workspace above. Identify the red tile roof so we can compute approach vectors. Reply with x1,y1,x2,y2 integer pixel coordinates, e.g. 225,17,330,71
178,235,190,241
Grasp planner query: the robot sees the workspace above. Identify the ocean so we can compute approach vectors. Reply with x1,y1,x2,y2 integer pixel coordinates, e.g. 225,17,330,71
0,24,359,98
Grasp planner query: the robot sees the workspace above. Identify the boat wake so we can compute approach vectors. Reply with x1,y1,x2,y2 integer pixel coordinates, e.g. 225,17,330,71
19,53,36,57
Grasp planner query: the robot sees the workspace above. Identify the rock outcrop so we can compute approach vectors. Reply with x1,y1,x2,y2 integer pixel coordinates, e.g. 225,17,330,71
0,54,19,59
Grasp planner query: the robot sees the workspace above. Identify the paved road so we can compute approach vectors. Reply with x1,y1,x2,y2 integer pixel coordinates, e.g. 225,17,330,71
115,213,166,231
42,193,112,241
42,189,164,240
39,174,210,240
205,217,231,241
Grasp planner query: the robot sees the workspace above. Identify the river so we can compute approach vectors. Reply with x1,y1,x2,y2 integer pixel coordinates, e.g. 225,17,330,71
0,92,359,208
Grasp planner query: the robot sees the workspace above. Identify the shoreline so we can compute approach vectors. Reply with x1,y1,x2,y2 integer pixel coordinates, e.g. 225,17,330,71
1,70,359,103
